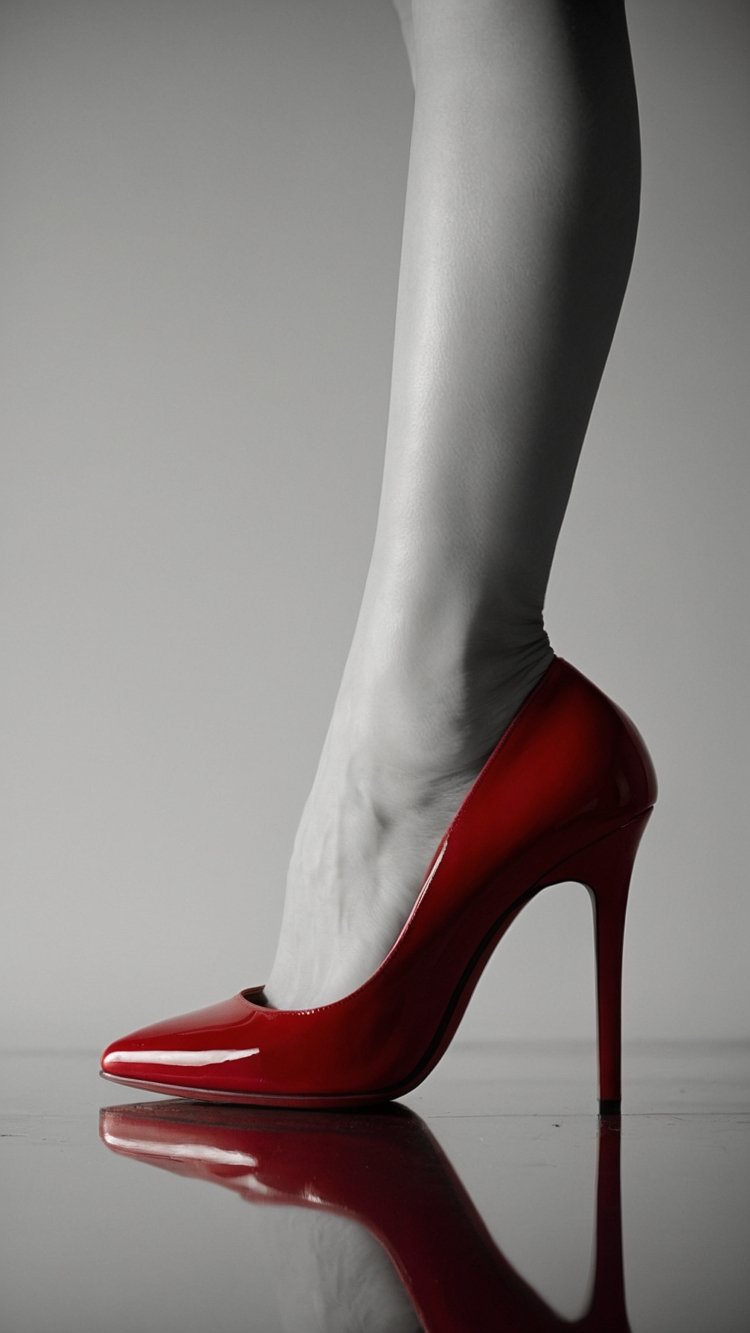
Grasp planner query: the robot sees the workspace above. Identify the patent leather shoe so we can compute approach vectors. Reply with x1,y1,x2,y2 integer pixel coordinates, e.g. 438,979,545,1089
100,658,657,1112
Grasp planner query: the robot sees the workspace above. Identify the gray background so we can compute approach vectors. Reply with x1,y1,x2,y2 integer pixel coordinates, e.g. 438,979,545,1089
2,0,748,1052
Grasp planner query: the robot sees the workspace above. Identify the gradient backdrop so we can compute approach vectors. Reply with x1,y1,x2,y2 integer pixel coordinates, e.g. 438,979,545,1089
2,0,748,1057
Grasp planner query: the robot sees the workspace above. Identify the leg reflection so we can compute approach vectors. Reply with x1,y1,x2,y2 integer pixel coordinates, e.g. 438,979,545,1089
100,1103,630,1333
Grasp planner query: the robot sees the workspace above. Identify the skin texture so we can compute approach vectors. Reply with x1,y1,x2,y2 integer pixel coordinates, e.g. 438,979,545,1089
264,0,641,1011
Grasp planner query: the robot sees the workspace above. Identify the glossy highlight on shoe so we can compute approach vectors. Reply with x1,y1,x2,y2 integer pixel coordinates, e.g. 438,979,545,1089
100,658,657,1109
99,1100,632,1333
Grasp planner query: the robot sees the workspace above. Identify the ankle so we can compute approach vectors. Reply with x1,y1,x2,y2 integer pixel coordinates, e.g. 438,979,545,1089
339,626,554,781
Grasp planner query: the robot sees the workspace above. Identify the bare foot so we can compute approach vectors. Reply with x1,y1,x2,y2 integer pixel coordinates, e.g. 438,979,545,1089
264,639,553,1010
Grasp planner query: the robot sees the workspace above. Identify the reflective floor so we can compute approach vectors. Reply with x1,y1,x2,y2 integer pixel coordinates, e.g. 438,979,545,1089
2,1043,749,1332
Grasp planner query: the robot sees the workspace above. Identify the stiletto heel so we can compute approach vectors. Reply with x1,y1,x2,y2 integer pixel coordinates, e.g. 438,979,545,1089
100,657,657,1110
538,810,653,1115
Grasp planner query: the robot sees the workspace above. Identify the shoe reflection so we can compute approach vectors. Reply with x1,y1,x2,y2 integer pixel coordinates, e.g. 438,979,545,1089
99,1102,630,1333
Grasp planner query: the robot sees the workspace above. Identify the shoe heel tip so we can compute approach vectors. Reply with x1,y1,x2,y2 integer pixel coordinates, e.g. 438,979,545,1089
599,1098,621,1117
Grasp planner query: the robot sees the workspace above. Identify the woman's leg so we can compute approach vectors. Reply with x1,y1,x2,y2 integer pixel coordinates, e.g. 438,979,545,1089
265,0,641,1009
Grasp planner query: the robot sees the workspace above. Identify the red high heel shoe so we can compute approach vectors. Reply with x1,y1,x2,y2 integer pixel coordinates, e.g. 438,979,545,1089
99,1100,632,1333
100,657,656,1112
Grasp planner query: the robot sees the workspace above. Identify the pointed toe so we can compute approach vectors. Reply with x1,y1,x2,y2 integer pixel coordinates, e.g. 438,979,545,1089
99,992,272,1098
100,1040,126,1077
100,1031,153,1081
